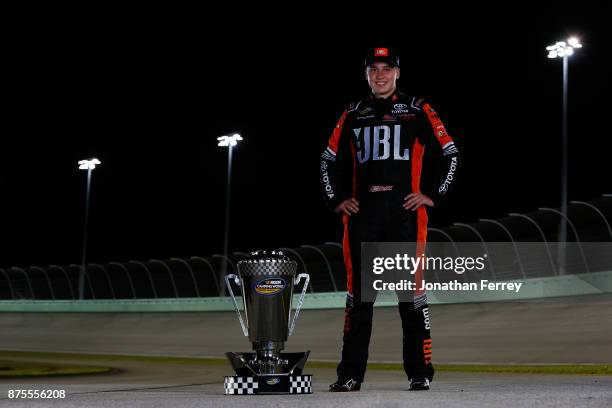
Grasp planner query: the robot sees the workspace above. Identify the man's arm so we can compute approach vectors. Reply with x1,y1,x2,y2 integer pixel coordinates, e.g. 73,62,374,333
320,110,353,213
420,101,461,207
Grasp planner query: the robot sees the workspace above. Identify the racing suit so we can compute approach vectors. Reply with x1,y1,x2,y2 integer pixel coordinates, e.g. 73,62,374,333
320,90,460,382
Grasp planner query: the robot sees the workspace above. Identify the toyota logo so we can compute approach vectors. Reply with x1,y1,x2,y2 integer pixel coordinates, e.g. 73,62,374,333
394,104,407,110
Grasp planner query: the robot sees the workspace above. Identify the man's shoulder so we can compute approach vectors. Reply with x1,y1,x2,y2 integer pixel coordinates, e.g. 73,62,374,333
345,97,372,114
396,92,427,111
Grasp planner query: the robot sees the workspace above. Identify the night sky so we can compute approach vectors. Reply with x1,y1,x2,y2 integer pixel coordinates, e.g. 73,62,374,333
2,13,610,267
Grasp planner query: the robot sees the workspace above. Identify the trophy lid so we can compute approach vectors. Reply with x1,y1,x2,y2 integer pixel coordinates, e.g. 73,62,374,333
238,250,297,266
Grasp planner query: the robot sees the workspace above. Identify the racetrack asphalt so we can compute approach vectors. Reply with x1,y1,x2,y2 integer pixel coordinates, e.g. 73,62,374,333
1,294,611,364
1,294,612,406
0,359,611,407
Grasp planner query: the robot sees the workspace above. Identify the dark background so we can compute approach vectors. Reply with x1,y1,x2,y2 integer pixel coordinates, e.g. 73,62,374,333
1,13,610,267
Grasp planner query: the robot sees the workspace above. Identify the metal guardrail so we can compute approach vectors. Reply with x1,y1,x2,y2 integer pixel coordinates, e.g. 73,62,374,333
1,242,611,300
0,198,610,300
1,270,611,312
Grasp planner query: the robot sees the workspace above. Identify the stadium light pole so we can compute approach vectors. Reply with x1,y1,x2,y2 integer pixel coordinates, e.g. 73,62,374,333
217,133,243,295
546,37,582,274
77,158,101,300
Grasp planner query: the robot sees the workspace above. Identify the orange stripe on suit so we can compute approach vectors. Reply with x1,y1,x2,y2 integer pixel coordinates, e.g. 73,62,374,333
327,110,348,154
411,139,428,297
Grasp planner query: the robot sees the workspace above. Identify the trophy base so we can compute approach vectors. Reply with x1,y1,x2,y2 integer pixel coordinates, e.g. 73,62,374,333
224,374,312,395
224,351,313,395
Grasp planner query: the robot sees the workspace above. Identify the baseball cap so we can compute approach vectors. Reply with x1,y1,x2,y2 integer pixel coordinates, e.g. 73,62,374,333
365,47,400,68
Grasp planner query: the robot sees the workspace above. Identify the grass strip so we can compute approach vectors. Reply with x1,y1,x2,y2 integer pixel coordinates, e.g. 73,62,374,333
0,360,111,378
1,350,610,375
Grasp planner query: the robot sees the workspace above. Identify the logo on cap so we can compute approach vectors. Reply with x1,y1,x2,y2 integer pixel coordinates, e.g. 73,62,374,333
374,48,389,57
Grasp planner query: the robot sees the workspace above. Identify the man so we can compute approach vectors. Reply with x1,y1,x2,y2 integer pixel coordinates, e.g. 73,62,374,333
320,47,460,392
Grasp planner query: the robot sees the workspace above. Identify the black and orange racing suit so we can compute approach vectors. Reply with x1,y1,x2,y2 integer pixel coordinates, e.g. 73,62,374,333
320,90,460,382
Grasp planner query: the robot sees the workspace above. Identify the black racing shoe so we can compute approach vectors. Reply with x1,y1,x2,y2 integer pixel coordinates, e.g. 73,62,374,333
329,378,361,392
409,377,430,391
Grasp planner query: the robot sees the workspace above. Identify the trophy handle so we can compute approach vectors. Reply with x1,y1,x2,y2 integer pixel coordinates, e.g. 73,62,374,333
288,273,310,336
225,274,249,337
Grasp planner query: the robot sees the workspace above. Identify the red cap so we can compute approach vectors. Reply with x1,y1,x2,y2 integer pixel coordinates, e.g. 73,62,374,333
365,47,399,67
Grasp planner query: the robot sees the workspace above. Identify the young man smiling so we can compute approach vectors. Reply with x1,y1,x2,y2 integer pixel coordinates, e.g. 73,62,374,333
320,47,461,392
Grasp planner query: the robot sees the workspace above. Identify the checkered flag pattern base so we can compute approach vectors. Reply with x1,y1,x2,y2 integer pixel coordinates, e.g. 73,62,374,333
224,375,313,395
224,376,258,395
290,375,312,394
